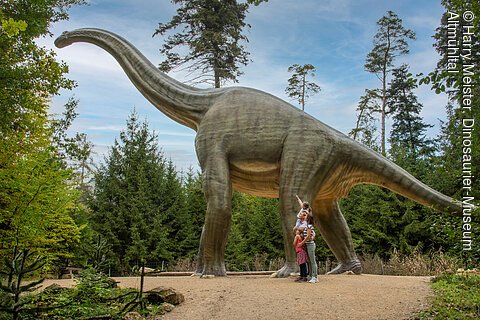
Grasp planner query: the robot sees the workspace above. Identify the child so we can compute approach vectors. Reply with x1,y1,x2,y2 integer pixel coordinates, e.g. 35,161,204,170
293,194,310,231
293,229,308,282
296,194,311,215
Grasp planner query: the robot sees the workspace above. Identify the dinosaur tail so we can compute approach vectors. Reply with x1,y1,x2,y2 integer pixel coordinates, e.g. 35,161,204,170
349,143,464,215
55,28,225,131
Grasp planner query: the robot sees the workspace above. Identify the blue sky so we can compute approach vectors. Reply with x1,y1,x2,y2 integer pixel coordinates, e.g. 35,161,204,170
42,0,449,172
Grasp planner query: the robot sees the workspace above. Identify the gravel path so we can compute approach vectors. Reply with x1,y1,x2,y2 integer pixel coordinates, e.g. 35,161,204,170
42,274,432,320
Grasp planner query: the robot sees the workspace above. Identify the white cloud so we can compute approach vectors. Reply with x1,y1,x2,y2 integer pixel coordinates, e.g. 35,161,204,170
82,125,125,131
58,45,126,76
400,47,441,76
155,130,196,137
406,15,441,32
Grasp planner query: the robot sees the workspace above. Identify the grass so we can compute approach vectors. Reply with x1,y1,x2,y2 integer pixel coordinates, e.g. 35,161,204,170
415,273,480,319
360,250,460,276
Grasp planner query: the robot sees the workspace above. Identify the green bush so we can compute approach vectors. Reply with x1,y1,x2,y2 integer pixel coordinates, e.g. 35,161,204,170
416,273,480,319
17,268,136,320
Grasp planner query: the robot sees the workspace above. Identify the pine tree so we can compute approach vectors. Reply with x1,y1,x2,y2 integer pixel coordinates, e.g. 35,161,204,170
154,0,252,88
285,64,321,111
350,89,380,150
50,98,94,201
364,11,416,156
343,65,440,258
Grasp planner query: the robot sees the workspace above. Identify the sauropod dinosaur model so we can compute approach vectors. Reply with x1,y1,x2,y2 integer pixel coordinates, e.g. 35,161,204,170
55,28,463,277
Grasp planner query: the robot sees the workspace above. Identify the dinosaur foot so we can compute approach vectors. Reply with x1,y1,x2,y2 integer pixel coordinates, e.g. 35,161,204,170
271,263,297,278
327,259,362,275
195,264,227,277
191,272,219,278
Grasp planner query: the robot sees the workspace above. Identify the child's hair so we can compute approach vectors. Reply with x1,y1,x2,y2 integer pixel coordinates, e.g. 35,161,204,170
303,202,310,209
294,228,304,239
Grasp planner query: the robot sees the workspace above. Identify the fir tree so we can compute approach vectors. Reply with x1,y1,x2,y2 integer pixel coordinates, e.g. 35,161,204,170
387,65,436,179
178,168,206,260
341,185,406,259
89,112,173,274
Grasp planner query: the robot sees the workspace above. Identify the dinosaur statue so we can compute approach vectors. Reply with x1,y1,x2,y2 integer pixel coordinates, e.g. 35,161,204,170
55,28,463,277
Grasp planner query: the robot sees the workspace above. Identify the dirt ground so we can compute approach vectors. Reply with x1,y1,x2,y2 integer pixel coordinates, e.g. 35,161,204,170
42,273,432,320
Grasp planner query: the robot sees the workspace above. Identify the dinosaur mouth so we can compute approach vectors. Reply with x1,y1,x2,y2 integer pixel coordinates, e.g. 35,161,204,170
54,31,73,48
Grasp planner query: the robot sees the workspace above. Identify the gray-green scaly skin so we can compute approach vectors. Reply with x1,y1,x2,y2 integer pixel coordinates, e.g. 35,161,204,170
55,28,463,277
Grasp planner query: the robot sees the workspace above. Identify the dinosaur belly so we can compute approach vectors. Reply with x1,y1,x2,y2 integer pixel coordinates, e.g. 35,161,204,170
230,160,280,198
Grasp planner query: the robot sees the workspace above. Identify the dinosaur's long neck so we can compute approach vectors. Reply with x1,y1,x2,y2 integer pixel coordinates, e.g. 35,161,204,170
55,28,223,131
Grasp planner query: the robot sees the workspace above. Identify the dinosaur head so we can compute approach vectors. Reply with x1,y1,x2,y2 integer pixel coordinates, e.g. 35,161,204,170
54,30,74,48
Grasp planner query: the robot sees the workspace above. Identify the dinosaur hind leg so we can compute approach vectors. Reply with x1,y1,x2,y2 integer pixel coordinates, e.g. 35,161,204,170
313,199,362,274
274,182,310,278
194,226,206,276
196,153,232,276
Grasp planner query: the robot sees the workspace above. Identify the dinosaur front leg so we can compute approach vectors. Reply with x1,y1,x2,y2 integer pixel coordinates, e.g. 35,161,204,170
313,199,362,274
197,154,232,276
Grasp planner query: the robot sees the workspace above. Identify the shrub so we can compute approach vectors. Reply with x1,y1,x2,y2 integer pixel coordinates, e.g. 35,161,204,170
0,250,46,320
359,250,459,276
416,273,480,319
24,268,135,320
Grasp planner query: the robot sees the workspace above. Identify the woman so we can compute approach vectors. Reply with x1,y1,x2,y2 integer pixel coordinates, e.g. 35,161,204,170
300,213,318,283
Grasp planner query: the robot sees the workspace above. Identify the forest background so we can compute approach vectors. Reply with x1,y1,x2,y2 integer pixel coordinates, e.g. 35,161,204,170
0,0,478,279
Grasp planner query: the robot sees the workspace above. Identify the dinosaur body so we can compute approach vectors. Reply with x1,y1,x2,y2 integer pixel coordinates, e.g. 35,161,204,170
56,28,462,277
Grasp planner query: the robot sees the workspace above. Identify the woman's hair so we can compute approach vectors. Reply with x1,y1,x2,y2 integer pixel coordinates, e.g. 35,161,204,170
303,202,310,209
306,213,314,225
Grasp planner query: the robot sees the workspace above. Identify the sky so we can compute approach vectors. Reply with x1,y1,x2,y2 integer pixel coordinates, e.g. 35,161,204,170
41,0,449,172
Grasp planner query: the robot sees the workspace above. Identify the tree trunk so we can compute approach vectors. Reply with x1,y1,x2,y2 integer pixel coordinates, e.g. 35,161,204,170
381,25,391,157
214,70,220,88
301,73,306,111
381,70,386,156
